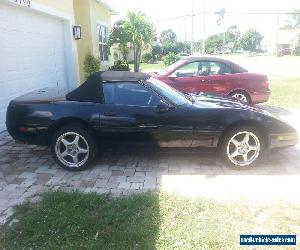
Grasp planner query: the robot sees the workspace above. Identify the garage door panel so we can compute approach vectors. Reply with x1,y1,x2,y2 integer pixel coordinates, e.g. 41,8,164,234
0,3,70,131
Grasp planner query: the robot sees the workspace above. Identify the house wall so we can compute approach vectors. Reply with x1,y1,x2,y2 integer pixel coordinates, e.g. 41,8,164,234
33,0,74,16
89,0,113,70
73,0,93,82
3,0,113,83
74,0,113,82
0,0,80,131
27,0,80,84
35,0,114,82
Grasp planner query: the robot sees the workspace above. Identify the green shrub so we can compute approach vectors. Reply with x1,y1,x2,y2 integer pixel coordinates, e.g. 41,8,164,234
109,60,130,71
163,52,180,66
142,53,153,63
83,53,100,79
294,46,300,56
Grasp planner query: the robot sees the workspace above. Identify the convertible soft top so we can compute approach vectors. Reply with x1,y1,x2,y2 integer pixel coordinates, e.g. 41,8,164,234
66,71,150,103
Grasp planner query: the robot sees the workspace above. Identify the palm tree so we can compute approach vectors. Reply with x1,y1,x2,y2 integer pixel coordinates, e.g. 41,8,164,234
124,12,156,72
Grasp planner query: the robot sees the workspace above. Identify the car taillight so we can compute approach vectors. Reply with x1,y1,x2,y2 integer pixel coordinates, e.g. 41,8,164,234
19,127,28,132
261,79,269,90
19,127,36,132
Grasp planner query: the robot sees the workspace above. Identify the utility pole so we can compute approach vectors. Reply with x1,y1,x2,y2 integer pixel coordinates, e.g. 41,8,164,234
276,12,280,57
202,0,206,56
184,16,187,41
216,8,225,53
191,0,194,55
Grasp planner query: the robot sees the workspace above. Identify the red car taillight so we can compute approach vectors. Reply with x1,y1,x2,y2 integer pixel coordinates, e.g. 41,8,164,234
19,127,28,132
260,79,269,90
19,127,36,133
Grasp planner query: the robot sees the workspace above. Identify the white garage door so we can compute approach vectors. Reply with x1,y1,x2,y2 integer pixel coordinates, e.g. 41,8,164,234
0,3,70,131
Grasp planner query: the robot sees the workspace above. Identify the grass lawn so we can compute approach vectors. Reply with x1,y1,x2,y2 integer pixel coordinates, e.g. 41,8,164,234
1,192,300,249
129,62,166,72
268,78,300,111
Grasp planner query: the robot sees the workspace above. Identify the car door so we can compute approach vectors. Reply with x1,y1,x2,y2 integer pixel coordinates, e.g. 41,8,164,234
99,81,194,148
202,61,235,95
167,61,214,93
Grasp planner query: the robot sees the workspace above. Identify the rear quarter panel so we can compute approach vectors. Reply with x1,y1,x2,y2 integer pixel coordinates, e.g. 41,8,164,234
222,72,268,95
6,101,101,145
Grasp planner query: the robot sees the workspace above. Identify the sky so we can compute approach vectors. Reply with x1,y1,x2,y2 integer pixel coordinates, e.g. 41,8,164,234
108,0,300,47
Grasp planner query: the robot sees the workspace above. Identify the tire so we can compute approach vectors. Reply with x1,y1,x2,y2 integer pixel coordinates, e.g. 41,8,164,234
230,90,251,104
220,126,265,169
51,124,97,171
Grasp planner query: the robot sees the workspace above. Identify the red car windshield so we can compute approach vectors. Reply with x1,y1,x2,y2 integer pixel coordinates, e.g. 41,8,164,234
160,60,186,75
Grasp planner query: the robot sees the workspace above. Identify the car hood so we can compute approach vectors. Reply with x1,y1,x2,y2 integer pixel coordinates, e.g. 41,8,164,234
189,92,280,118
190,92,250,109
185,93,297,135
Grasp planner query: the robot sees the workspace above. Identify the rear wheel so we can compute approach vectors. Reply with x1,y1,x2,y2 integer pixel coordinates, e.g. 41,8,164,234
230,90,250,104
51,124,96,171
220,126,264,168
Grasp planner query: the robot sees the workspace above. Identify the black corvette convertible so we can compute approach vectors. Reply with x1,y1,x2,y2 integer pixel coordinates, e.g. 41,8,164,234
6,71,298,171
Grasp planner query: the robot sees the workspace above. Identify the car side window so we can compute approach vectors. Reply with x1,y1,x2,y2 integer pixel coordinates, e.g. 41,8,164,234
207,62,222,75
197,61,211,76
102,82,160,107
173,61,232,77
209,62,232,75
173,62,199,77
219,63,232,74
197,61,232,76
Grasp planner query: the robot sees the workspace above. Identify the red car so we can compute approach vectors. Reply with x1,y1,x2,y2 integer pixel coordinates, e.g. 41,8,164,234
154,57,270,104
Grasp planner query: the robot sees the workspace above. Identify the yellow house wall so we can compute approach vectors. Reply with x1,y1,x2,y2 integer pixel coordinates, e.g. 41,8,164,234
33,0,74,16
73,0,94,82
89,0,112,61
74,0,113,82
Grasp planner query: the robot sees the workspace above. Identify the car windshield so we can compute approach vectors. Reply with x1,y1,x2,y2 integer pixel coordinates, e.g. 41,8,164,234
160,60,185,75
146,77,190,105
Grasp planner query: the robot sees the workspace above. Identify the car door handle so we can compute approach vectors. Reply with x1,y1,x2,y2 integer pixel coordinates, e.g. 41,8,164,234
103,112,116,117
201,79,212,83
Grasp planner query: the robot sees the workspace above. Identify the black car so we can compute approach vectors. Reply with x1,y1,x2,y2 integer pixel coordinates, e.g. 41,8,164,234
6,71,298,171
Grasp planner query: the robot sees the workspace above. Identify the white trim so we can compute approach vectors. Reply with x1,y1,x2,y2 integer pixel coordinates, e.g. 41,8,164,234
96,21,109,63
96,20,108,27
0,0,78,88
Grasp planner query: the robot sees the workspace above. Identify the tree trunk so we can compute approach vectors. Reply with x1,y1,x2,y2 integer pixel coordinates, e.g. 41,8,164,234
120,45,128,62
136,47,141,72
133,45,142,72
133,45,138,72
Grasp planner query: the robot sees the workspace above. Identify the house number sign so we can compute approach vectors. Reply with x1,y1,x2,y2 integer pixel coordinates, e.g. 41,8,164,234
9,0,31,8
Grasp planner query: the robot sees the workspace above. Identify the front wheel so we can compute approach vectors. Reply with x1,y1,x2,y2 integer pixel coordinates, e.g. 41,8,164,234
220,126,264,168
51,124,96,171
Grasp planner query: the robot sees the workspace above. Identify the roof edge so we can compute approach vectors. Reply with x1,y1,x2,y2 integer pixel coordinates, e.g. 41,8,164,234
95,0,118,15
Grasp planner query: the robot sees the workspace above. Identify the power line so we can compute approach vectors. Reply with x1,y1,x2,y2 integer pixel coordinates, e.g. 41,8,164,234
155,11,300,23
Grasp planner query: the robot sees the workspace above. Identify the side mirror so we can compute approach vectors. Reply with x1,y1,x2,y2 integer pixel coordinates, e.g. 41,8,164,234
168,72,179,81
156,100,172,113
168,75,177,81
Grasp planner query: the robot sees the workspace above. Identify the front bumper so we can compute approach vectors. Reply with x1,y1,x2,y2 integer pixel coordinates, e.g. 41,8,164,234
269,132,298,149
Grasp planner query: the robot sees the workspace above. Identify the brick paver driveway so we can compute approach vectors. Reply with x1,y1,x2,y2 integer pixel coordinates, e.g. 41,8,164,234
1,108,300,224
